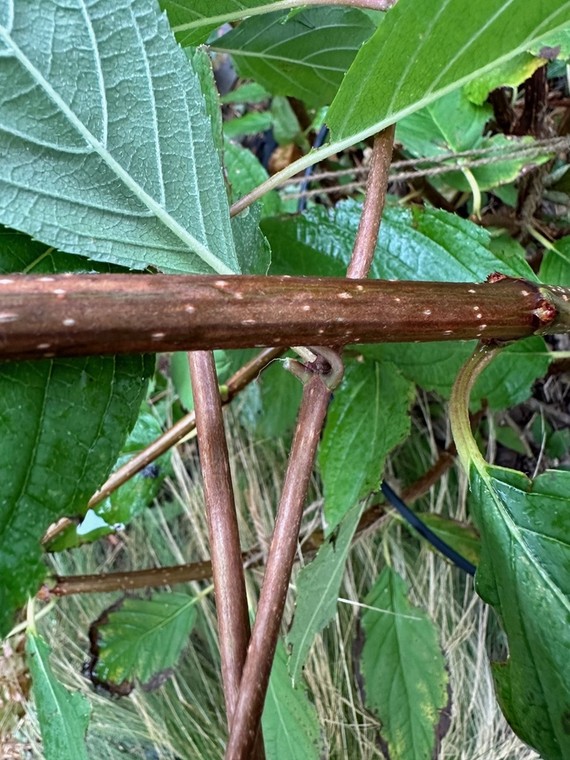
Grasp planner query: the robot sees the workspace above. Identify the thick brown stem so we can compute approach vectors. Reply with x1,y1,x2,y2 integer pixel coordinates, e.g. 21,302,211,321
0,275,566,361
188,352,256,737
225,372,334,760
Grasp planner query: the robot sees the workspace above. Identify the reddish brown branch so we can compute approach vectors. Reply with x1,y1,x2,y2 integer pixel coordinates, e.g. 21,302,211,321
0,275,567,361
188,351,255,736
347,126,395,280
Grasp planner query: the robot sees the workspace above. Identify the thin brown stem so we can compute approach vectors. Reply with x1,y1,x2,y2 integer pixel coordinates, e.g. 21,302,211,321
225,370,336,760
188,351,257,742
1,275,567,361
45,438,463,598
347,126,395,279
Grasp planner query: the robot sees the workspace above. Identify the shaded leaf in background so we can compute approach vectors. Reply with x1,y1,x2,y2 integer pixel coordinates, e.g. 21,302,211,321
0,355,153,635
264,200,537,282
45,407,171,551
287,503,363,683
239,360,303,440
162,0,268,46
0,0,237,274
27,631,90,760
262,640,323,760
327,0,570,143
89,593,199,694
319,360,413,533
215,8,375,108
359,566,449,760
366,335,551,410
468,466,570,760
231,203,272,275
396,89,551,192
419,514,481,568
539,237,570,285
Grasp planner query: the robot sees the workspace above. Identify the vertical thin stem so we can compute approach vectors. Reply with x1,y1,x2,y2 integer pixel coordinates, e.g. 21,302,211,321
225,373,333,759
188,351,263,756
225,127,396,759
346,125,395,280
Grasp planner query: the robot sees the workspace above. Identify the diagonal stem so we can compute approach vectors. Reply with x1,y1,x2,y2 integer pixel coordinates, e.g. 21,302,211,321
225,370,337,760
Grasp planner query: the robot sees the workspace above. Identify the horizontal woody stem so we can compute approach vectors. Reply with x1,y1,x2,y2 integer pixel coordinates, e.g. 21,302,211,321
0,274,568,360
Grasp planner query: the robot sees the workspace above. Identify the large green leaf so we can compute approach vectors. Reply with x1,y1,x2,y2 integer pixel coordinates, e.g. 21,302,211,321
286,503,363,683
27,631,91,760
327,0,570,142
468,467,570,759
264,200,537,282
0,232,153,635
0,355,152,635
262,640,323,760
359,566,449,760
215,8,375,108
319,360,413,532
89,593,198,692
0,0,237,274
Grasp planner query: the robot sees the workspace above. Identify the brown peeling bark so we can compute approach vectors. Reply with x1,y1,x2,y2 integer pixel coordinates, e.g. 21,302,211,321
0,275,568,361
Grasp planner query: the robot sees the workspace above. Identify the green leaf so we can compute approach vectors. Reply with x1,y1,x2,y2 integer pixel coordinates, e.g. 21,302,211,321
0,0,238,274
232,203,272,275
223,110,273,139
171,349,232,411
359,566,449,760
26,631,91,760
419,514,481,567
539,238,570,285
371,336,550,409
239,360,303,440
264,200,537,282
224,140,281,218
286,502,363,683
468,466,570,759
215,8,375,108
327,0,570,142
319,360,413,532
464,53,547,105
90,593,199,691
0,355,152,635
45,407,171,551
396,89,551,192
262,640,323,760
162,0,270,47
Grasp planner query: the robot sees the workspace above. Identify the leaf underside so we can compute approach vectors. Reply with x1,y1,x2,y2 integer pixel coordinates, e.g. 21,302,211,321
0,0,237,274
